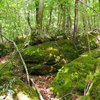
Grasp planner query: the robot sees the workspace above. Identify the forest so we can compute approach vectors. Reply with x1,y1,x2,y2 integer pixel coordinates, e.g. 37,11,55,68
0,0,100,100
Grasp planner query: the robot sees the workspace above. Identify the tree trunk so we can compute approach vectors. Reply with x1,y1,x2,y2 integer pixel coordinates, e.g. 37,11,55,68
37,0,44,38
66,7,72,36
73,0,79,43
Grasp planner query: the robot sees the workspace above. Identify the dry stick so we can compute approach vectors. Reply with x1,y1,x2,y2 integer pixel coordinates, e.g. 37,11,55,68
30,78,44,100
0,33,29,84
79,0,100,15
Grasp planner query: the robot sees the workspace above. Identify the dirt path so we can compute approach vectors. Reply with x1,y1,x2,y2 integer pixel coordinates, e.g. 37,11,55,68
31,75,60,100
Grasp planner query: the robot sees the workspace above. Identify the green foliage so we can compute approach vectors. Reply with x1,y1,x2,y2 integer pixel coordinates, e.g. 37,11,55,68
0,43,8,57
0,62,15,76
83,49,100,58
0,77,16,94
14,36,26,44
50,56,96,100
0,76,39,100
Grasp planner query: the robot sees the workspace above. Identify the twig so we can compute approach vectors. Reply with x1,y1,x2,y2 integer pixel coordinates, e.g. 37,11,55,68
30,78,44,100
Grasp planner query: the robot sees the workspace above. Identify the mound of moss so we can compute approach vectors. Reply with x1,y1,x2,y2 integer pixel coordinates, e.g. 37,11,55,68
0,76,39,100
50,56,96,100
20,40,78,75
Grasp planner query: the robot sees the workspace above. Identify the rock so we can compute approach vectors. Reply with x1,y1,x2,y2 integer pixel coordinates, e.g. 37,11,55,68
50,56,96,100
20,40,78,75
83,48,100,58
0,76,39,100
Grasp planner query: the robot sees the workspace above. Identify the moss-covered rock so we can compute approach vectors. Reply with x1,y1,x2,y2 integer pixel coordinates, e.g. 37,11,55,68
89,75,100,100
50,56,96,100
76,32,98,54
0,76,39,100
83,49,100,58
20,40,78,75
87,58,100,100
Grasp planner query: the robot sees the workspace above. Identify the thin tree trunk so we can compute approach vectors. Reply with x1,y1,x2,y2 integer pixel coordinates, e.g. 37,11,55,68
66,7,72,36
46,7,53,32
73,0,79,43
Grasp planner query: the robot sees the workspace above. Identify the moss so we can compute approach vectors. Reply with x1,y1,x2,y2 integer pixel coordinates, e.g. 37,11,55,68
0,43,8,57
0,62,15,76
20,40,78,75
14,36,26,44
76,32,98,54
0,76,39,100
26,64,57,75
50,56,96,100
83,49,100,58
89,75,100,100
78,95,90,100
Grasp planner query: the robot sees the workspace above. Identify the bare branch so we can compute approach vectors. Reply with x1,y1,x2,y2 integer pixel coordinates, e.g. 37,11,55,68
79,0,100,15
30,78,44,100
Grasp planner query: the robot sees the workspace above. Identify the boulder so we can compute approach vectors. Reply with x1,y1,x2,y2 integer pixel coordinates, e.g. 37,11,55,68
50,56,96,100
20,40,79,75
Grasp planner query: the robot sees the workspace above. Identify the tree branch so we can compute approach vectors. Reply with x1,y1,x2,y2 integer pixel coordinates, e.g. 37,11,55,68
79,0,100,15
30,78,44,100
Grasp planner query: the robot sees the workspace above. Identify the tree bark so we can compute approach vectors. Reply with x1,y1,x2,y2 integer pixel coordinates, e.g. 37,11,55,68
73,0,79,43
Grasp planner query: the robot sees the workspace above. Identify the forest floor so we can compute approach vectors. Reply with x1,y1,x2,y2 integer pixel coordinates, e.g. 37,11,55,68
0,56,60,100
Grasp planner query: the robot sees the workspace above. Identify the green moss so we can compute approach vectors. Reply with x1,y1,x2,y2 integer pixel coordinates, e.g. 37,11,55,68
20,40,78,75
0,76,39,100
89,75,100,100
0,43,8,57
76,32,98,54
0,62,15,76
83,49,100,58
26,64,57,75
14,36,26,44
51,56,96,100
78,95,90,100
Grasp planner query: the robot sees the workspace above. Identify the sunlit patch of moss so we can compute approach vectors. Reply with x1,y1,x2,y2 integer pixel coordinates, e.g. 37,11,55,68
50,56,96,100
78,95,90,100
